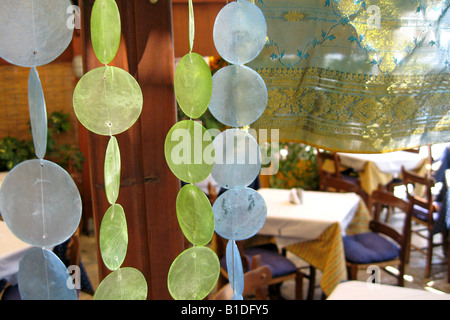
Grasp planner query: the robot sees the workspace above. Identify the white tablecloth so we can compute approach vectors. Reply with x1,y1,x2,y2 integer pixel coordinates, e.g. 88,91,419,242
257,188,360,246
338,151,426,175
0,221,32,285
327,281,450,300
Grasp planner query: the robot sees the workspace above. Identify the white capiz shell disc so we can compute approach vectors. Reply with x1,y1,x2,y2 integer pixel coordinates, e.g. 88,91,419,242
213,0,267,65
211,129,262,189
0,0,74,67
18,248,77,300
0,159,82,248
208,64,268,128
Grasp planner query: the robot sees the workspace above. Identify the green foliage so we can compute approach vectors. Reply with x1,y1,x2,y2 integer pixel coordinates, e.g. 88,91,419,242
269,142,319,190
46,111,85,172
0,136,34,171
0,111,85,172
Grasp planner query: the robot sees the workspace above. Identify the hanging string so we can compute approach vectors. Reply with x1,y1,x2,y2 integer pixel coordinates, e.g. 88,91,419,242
189,0,194,53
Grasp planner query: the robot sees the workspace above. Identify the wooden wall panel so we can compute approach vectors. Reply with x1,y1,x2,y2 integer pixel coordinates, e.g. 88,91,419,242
80,0,184,300
172,0,227,57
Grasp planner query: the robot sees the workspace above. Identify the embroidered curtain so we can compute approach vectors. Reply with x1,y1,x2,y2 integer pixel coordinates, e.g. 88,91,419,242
249,0,449,152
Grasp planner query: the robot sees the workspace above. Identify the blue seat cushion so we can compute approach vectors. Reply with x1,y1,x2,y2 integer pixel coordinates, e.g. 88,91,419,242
343,232,400,264
220,244,298,279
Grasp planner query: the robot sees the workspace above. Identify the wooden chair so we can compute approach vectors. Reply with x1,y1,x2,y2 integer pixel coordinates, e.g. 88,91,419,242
344,186,412,286
212,265,272,300
316,149,341,183
213,234,305,300
401,166,448,278
317,149,368,205
385,146,433,222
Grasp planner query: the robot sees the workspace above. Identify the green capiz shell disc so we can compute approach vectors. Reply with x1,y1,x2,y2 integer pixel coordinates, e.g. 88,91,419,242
104,136,121,205
91,0,121,65
99,204,128,271
94,267,148,300
73,66,143,136
164,120,214,184
176,184,214,246
168,246,220,300
174,52,213,119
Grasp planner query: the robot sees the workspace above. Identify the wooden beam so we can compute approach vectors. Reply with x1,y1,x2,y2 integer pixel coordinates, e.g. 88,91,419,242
79,0,184,300
172,0,227,57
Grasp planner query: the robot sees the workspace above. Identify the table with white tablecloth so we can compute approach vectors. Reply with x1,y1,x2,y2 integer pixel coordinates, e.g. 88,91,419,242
327,280,450,300
257,188,361,246
254,188,371,296
0,221,32,286
337,151,428,194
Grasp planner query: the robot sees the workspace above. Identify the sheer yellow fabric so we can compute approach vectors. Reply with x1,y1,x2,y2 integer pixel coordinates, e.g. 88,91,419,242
249,0,449,152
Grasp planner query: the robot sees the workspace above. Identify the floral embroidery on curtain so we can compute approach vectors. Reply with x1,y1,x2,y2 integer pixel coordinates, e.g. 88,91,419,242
249,0,449,152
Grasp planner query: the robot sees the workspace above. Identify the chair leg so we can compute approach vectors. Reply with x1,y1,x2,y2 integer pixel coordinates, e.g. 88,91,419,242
294,270,304,300
307,266,316,300
448,246,450,284
447,232,450,283
406,232,411,263
425,233,434,278
397,262,405,287
347,263,358,280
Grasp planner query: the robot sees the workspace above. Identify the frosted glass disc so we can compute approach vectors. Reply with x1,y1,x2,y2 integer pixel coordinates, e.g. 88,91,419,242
99,204,128,271
213,187,267,241
209,64,268,127
18,248,77,300
0,159,82,248
94,267,148,300
168,246,220,300
226,240,244,299
211,129,261,189
73,66,143,136
176,184,214,246
104,136,121,205
164,120,214,183
91,0,121,64
28,67,47,159
174,52,213,118
0,0,73,67
213,0,267,65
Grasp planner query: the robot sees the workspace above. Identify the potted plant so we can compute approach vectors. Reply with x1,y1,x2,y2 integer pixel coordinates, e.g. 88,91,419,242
0,111,85,185
268,142,319,190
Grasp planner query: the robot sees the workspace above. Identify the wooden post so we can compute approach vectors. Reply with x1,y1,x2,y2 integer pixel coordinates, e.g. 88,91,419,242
79,0,184,300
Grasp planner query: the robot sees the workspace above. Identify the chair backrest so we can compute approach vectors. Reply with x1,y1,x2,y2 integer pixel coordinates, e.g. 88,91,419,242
368,187,412,263
366,187,413,286
212,265,272,300
317,153,368,205
213,233,250,271
401,166,436,223
407,146,434,174
320,175,361,194
404,147,420,153
317,149,341,180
